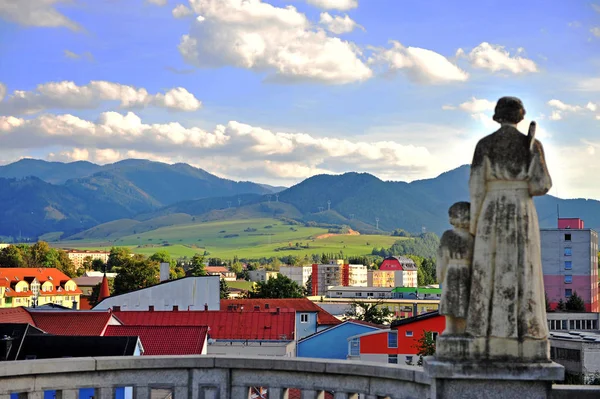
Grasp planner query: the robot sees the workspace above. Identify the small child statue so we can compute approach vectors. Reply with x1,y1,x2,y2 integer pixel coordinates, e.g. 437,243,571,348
437,201,473,335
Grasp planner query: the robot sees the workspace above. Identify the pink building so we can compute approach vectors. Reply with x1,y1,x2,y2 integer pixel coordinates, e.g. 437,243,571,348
542,218,598,312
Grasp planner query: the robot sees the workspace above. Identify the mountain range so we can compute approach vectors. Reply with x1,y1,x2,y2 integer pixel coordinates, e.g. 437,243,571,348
0,158,598,241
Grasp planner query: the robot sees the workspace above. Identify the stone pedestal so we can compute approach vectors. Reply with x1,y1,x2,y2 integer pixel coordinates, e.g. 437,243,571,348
435,335,551,362
424,357,564,399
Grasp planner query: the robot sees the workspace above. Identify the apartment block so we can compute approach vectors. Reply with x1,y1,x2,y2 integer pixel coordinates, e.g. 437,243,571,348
542,218,599,312
279,266,312,288
311,263,367,296
65,250,110,269
369,257,418,288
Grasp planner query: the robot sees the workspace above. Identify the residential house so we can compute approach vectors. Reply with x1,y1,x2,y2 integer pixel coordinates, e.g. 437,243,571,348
64,250,110,269
73,276,104,296
94,275,220,311
369,257,418,288
279,266,312,288
308,297,439,320
347,311,444,365
326,286,393,299
248,270,279,283
0,268,82,309
221,298,341,339
206,266,236,282
542,218,599,312
297,320,383,359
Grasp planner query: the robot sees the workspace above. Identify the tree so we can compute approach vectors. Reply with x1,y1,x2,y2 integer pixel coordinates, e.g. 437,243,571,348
82,256,94,271
89,278,115,307
55,249,77,277
250,275,304,298
413,330,436,366
345,300,393,325
107,247,133,271
113,258,159,295
566,291,585,312
150,250,184,279
545,292,551,312
230,259,243,276
188,254,207,277
92,259,105,272
304,274,313,296
0,245,24,268
556,298,566,311
220,279,230,299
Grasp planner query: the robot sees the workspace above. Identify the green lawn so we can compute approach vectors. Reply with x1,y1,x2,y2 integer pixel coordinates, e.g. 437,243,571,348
228,280,255,291
56,218,400,260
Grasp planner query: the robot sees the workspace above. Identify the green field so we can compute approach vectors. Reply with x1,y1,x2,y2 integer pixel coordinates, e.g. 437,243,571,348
56,218,399,260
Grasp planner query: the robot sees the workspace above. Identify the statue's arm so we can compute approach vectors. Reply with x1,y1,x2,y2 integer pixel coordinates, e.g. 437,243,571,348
528,139,552,196
469,143,486,236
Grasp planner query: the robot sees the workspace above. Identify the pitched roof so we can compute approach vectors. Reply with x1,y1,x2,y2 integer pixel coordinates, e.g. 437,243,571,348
206,266,229,274
105,325,208,355
298,319,384,343
98,274,110,302
29,310,117,336
0,268,81,295
390,310,440,329
221,298,341,326
16,335,139,360
73,276,104,286
114,310,295,341
0,307,34,324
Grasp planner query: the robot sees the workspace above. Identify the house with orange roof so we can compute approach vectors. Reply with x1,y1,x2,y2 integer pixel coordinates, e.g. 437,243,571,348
0,268,82,309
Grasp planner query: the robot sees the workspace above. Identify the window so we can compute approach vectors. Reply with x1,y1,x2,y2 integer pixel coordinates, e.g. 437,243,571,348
432,332,439,341
565,261,572,270
405,355,413,364
565,275,572,284
565,234,572,241
406,331,413,337
565,289,573,297
388,355,398,364
388,331,398,348
350,339,360,356
300,313,309,323
355,293,362,297
564,247,572,256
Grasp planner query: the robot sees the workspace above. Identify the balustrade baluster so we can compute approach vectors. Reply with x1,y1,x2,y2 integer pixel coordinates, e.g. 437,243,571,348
56,389,78,399
333,393,359,399
95,387,113,399
26,392,43,399
268,387,289,399
134,386,150,399
230,387,250,399
301,390,325,399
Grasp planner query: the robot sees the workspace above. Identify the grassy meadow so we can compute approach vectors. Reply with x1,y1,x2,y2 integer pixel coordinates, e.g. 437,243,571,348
56,218,399,260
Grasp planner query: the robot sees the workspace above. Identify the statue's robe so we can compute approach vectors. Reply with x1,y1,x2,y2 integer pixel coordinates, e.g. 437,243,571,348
466,125,552,340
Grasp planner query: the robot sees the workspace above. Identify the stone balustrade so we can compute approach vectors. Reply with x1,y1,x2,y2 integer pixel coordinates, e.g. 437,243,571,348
0,356,431,399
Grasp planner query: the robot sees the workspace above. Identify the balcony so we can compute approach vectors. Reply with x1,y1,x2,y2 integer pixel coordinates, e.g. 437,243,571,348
0,355,430,399
0,355,597,398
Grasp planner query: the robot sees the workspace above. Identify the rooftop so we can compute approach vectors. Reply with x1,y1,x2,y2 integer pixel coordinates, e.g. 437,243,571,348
105,325,208,355
0,307,34,324
391,310,440,328
28,310,119,336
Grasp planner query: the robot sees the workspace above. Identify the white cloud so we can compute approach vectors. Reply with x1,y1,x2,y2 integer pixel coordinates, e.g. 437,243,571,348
306,0,358,10
147,0,167,6
369,41,469,84
64,50,94,61
457,42,538,74
0,83,5,102
179,0,372,84
576,77,600,92
319,12,362,34
547,99,599,120
0,81,202,115
591,27,600,37
457,97,495,113
0,0,81,30
172,4,193,18
0,112,435,182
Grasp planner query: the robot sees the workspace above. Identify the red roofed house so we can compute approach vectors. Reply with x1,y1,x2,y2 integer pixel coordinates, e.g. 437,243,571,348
26,310,122,336
0,268,82,309
370,256,418,288
114,308,297,357
221,298,341,339
205,266,236,281
347,311,444,365
105,325,208,356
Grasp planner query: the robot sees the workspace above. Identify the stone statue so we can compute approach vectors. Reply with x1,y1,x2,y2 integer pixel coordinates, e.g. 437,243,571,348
437,202,473,335
436,96,553,362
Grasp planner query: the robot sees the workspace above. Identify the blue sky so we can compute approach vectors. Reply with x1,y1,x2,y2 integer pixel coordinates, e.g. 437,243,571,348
0,0,599,198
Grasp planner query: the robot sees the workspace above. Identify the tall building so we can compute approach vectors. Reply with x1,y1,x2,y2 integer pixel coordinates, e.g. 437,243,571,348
311,263,368,296
279,266,312,288
542,218,598,312
369,256,418,288
64,250,110,269
0,268,82,309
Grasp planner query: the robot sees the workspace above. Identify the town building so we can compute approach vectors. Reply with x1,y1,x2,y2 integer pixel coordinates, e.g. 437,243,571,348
104,325,208,356
94,275,221,311
369,257,418,288
64,249,110,269
221,298,341,339
542,218,599,312
309,297,439,320
206,266,236,281
248,270,279,283
549,330,600,383
547,312,600,331
347,311,444,365
326,286,394,299
0,268,82,309
73,275,104,296
297,320,383,359
392,287,442,300
279,266,312,288
311,263,368,296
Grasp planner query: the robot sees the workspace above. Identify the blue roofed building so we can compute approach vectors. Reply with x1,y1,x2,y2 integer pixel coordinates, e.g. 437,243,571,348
297,319,383,359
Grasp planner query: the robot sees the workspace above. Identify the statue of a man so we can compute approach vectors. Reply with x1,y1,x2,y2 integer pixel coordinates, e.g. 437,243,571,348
465,96,552,360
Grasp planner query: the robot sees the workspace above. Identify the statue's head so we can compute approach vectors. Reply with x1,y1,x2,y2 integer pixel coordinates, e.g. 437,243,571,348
449,201,470,229
493,96,526,125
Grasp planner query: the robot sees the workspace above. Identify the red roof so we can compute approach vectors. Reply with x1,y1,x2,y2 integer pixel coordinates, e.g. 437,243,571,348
29,311,116,336
0,307,34,324
206,266,229,274
114,310,295,340
0,268,82,294
98,274,110,302
105,325,208,356
221,298,341,326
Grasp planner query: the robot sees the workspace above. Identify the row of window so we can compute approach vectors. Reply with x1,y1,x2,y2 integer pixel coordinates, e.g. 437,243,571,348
549,319,598,330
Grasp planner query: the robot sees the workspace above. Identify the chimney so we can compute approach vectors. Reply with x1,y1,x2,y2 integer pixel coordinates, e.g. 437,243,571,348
227,305,234,311
149,305,154,312
265,303,270,309
254,305,260,311
173,305,179,311
113,306,121,312
160,263,170,282
276,307,280,314
72,300,78,310
204,303,208,311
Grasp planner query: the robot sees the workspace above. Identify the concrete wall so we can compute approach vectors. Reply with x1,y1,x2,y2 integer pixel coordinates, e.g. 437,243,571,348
207,341,295,357
279,266,312,287
297,323,378,360
95,276,220,311
295,311,318,340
